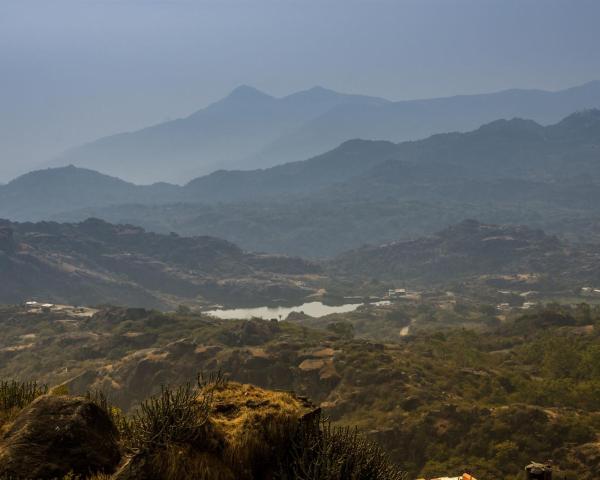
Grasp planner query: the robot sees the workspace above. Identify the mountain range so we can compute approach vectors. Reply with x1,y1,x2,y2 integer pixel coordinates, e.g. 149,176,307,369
50,86,388,184
49,81,600,184
4,109,600,256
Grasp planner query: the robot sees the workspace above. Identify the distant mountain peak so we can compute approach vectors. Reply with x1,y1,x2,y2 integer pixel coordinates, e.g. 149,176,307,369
473,117,544,138
47,79,600,184
226,85,273,101
284,86,388,106
282,85,344,103
8,165,129,187
195,85,275,115
551,108,600,136
304,85,339,96
565,79,600,92
559,108,600,123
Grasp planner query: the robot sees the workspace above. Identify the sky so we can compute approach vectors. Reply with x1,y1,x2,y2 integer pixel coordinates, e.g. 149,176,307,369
1,0,600,182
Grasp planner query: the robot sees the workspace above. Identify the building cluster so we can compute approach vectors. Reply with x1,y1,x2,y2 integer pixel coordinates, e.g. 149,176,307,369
387,288,422,301
23,301,97,317
581,286,600,296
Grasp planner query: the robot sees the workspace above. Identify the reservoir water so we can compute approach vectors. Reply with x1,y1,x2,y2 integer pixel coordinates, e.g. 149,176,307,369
205,301,365,320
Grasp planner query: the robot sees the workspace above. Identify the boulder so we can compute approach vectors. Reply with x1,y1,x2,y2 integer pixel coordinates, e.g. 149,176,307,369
0,395,121,479
114,382,319,480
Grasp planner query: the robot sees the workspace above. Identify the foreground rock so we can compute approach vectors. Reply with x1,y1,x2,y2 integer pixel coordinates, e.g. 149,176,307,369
115,382,319,480
0,395,121,479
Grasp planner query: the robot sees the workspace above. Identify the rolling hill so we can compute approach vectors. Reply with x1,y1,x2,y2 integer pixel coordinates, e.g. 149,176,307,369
0,218,320,308
329,219,600,290
0,138,398,221
0,166,184,221
1,215,599,309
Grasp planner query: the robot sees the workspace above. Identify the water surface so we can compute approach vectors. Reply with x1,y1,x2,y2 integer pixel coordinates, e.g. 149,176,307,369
205,301,364,320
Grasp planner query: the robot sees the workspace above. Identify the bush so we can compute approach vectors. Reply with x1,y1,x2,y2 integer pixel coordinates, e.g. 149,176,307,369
127,382,213,453
277,417,407,480
0,379,47,412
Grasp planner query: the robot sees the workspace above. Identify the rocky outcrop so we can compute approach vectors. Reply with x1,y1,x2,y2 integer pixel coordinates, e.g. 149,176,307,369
115,382,319,480
0,395,121,479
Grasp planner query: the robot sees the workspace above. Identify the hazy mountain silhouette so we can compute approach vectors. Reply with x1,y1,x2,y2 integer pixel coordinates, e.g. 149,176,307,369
260,81,600,167
5,109,598,256
0,166,182,220
51,86,388,184
0,139,398,221
49,81,600,184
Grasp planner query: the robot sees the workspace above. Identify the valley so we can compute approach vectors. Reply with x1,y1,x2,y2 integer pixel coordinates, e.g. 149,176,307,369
2,299,600,479
1,215,600,478
3,4,600,479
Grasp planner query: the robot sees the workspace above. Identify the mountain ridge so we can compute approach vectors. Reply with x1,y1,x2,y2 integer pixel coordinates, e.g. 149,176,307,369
49,80,600,184
328,219,600,290
0,217,321,308
51,84,390,183
4,109,600,256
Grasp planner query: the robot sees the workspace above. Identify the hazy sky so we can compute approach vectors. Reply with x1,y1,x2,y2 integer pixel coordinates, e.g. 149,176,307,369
1,0,600,181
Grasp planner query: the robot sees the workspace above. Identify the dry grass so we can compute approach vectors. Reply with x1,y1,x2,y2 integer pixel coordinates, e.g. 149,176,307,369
204,381,316,479
208,382,311,444
0,380,47,430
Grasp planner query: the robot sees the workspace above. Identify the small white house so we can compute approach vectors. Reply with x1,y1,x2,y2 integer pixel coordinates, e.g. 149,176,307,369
497,303,511,312
388,288,407,297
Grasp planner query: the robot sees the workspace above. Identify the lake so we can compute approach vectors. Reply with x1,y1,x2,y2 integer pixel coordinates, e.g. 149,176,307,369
205,301,367,320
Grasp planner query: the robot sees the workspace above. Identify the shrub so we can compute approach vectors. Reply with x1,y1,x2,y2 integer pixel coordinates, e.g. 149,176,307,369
127,382,212,453
277,417,407,480
0,379,47,412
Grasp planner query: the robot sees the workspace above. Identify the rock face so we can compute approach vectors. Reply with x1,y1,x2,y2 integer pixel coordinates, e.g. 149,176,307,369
0,395,121,479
